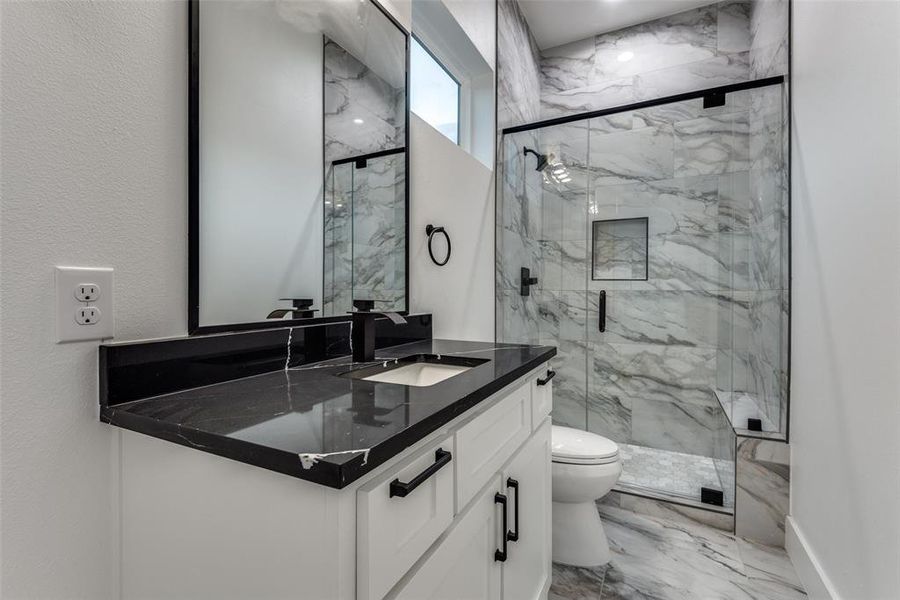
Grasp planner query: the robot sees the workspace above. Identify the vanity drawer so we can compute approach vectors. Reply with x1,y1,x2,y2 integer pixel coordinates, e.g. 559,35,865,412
531,364,554,428
455,380,531,508
357,435,455,600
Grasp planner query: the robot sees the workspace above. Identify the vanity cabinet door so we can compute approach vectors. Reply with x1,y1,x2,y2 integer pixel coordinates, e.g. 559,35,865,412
390,476,503,600
501,418,552,600
358,436,456,600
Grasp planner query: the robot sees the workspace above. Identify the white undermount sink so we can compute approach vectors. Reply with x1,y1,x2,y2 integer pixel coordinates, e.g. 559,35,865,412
339,353,489,387
361,362,471,387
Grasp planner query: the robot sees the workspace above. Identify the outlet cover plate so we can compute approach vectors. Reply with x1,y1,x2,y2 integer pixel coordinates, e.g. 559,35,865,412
56,266,114,343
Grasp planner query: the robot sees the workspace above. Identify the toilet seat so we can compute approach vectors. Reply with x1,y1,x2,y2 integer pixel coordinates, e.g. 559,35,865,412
551,425,619,466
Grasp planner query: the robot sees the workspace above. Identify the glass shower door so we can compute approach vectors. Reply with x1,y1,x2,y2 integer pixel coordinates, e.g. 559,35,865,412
497,122,591,435
584,100,740,508
497,82,792,510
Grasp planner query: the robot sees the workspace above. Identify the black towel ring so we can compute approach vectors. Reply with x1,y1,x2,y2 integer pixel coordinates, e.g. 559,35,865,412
425,224,451,266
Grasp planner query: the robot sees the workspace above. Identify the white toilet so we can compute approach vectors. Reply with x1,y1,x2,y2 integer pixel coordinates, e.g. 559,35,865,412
551,425,622,567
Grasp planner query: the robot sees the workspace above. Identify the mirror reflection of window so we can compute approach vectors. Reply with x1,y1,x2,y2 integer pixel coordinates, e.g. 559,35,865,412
410,37,460,144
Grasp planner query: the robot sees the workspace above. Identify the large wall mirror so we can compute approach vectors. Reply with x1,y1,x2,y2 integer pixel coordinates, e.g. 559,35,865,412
189,0,409,333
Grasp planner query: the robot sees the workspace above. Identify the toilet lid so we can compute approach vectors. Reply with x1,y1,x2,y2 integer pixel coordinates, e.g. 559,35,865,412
551,426,619,464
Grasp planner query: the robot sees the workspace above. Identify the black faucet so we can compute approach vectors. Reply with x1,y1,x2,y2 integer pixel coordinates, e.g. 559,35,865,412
348,299,407,362
266,298,318,319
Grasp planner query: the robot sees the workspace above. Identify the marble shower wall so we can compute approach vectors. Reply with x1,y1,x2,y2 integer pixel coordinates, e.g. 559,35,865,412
322,39,406,316
323,39,405,163
539,1,789,120
497,0,542,130
749,0,790,79
497,1,789,467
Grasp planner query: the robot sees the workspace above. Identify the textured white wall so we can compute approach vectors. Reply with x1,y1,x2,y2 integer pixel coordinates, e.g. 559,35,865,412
409,113,495,341
0,0,494,595
443,0,496,70
0,1,188,597
407,0,496,341
790,1,900,598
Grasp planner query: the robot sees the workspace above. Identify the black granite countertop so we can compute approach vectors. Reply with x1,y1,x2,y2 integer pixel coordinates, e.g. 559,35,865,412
102,339,556,488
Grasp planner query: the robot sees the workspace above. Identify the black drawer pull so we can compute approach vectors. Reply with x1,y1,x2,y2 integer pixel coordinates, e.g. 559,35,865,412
599,290,606,332
537,370,556,386
507,478,520,543
389,449,452,498
494,492,508,562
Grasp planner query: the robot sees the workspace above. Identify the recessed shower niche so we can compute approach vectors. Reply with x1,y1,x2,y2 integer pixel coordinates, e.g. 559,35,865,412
591,217,648,281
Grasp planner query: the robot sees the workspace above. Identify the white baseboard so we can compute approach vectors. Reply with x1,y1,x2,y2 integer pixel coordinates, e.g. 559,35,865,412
785,516,841,600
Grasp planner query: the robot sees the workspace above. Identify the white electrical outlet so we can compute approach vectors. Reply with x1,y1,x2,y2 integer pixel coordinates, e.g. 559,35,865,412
56,266,114,342
75,306,101,325
74,283,100,302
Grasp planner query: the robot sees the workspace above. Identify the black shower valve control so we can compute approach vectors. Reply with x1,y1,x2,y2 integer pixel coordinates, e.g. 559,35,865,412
520,267,538,296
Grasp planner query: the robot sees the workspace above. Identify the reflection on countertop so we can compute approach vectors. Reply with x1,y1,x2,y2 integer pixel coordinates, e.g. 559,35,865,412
102,338,556,488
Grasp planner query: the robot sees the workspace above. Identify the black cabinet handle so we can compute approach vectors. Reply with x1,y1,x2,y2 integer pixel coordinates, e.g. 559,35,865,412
389,449,452,498
494,492,508,562
599,290,606,332
506,478,520,543
537,370,556,386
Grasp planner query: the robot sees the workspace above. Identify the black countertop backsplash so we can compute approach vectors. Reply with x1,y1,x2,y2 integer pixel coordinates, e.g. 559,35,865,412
100,320,555,489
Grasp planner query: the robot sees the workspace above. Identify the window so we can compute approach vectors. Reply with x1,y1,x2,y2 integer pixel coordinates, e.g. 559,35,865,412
410,37,460,144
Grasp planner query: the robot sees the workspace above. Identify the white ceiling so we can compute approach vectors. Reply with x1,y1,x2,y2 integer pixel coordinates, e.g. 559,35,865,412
517,0,718,50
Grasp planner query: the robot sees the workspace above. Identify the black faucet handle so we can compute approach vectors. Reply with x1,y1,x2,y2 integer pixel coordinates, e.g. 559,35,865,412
353,299,376,312
280,298,314,309
520,267,539,296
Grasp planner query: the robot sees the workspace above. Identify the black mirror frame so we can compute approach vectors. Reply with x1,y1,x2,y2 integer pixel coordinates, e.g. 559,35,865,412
188,0,411,335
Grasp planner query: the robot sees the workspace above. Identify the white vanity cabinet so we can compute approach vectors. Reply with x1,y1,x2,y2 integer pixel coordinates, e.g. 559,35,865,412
388,420,551,600
119,363,553,600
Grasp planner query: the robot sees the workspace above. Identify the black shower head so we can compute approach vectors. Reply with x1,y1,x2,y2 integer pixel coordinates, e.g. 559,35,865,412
523,146,549,172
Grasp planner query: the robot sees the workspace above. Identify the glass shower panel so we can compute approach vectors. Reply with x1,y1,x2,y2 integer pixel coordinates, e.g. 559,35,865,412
323,162,353,317
719,84,790,438
350,152,406,312
496,124,590,429
323,153,406,317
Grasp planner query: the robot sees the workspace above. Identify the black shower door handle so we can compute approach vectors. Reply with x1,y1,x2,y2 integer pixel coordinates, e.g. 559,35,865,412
599,290,606,332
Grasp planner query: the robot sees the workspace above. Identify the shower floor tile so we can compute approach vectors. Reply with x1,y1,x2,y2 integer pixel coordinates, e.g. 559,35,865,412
617,443,735,508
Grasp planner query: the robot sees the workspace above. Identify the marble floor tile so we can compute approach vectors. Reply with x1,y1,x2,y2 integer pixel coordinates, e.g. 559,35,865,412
736,537,804,591
550,563,608,600
551,505,808,600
